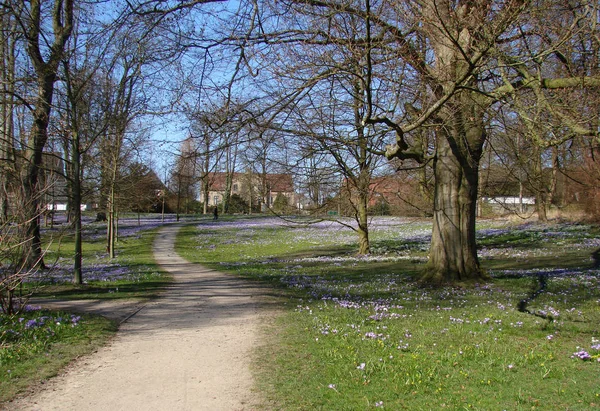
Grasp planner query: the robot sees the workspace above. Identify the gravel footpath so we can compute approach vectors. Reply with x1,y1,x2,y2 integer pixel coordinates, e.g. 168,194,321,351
8,224,271,410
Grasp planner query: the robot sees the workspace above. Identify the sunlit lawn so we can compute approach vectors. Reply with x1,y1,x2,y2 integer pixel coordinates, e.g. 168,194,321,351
177,216,600,410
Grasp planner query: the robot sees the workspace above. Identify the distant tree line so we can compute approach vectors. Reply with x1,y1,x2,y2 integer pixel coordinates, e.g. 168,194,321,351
1,0,599,291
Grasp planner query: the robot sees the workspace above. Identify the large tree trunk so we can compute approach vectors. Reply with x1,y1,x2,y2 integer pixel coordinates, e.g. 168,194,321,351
355,154,371,255
425,140,481,282
423,100,488,283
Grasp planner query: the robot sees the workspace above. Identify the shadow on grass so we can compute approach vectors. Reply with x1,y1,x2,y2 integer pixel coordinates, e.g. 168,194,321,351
27,259,173,301
31,277,172,301
281,244,357,260
209,254,425,304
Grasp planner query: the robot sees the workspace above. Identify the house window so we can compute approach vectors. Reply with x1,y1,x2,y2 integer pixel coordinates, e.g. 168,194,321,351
213,196,219,205
233,183,239,193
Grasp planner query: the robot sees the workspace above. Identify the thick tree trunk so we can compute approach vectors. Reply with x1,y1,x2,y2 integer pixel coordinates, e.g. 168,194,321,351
422,94,488,283
531,147,549,222
535,191,548,222
424,136,483,283
355,159,371,255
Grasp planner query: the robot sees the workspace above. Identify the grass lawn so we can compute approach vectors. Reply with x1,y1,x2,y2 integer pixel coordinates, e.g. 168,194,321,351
0,214,173,404
0,311,117,403
177,216,600,410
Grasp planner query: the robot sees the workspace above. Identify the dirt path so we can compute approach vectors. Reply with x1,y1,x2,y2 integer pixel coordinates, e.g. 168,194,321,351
9,224,272,410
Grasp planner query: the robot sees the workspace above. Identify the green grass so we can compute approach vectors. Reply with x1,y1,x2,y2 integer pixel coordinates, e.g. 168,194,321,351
177,216,600,410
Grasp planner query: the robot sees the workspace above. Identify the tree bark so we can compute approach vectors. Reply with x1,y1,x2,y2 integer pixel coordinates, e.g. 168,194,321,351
423,96,488,283
356,195,370,255
425,136,482,282
20,78,56,269
72,136,83,283
0,15,16,224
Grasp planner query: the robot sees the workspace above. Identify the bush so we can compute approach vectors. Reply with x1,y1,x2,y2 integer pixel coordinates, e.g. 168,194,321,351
273,193,290,214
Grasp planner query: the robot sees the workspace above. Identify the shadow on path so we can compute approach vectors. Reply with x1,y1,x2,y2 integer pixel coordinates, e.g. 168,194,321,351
9,223,277,411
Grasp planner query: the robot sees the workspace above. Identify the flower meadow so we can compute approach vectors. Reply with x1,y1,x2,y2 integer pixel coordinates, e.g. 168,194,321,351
1,307,82,363
0,306,116,401
179,216,600,409
27,214,172,295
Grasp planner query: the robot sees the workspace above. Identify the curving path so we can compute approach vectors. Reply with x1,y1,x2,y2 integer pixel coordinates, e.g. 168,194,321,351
8,224,271,410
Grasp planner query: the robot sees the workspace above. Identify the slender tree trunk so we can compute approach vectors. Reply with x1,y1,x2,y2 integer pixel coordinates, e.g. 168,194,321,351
107,157,117,258
531,147,549,222
356,192,370,255
72,136,83,284
108,187,115,259
223,167,233,214
0,18,16,224
21,81,56,269
176,173,182,221
549,146,559,207
202,179,209,214
63,59,84,283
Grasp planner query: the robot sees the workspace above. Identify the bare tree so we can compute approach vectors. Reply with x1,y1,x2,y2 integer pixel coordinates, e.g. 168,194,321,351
187,104,230,214
59,17,115,282
0,208,37,315
240,0,600,283
0,5,19,224
3,0,74,269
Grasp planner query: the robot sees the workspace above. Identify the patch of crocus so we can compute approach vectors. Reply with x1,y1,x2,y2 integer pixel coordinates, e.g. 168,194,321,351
25,319,39,329
571,350,592,360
